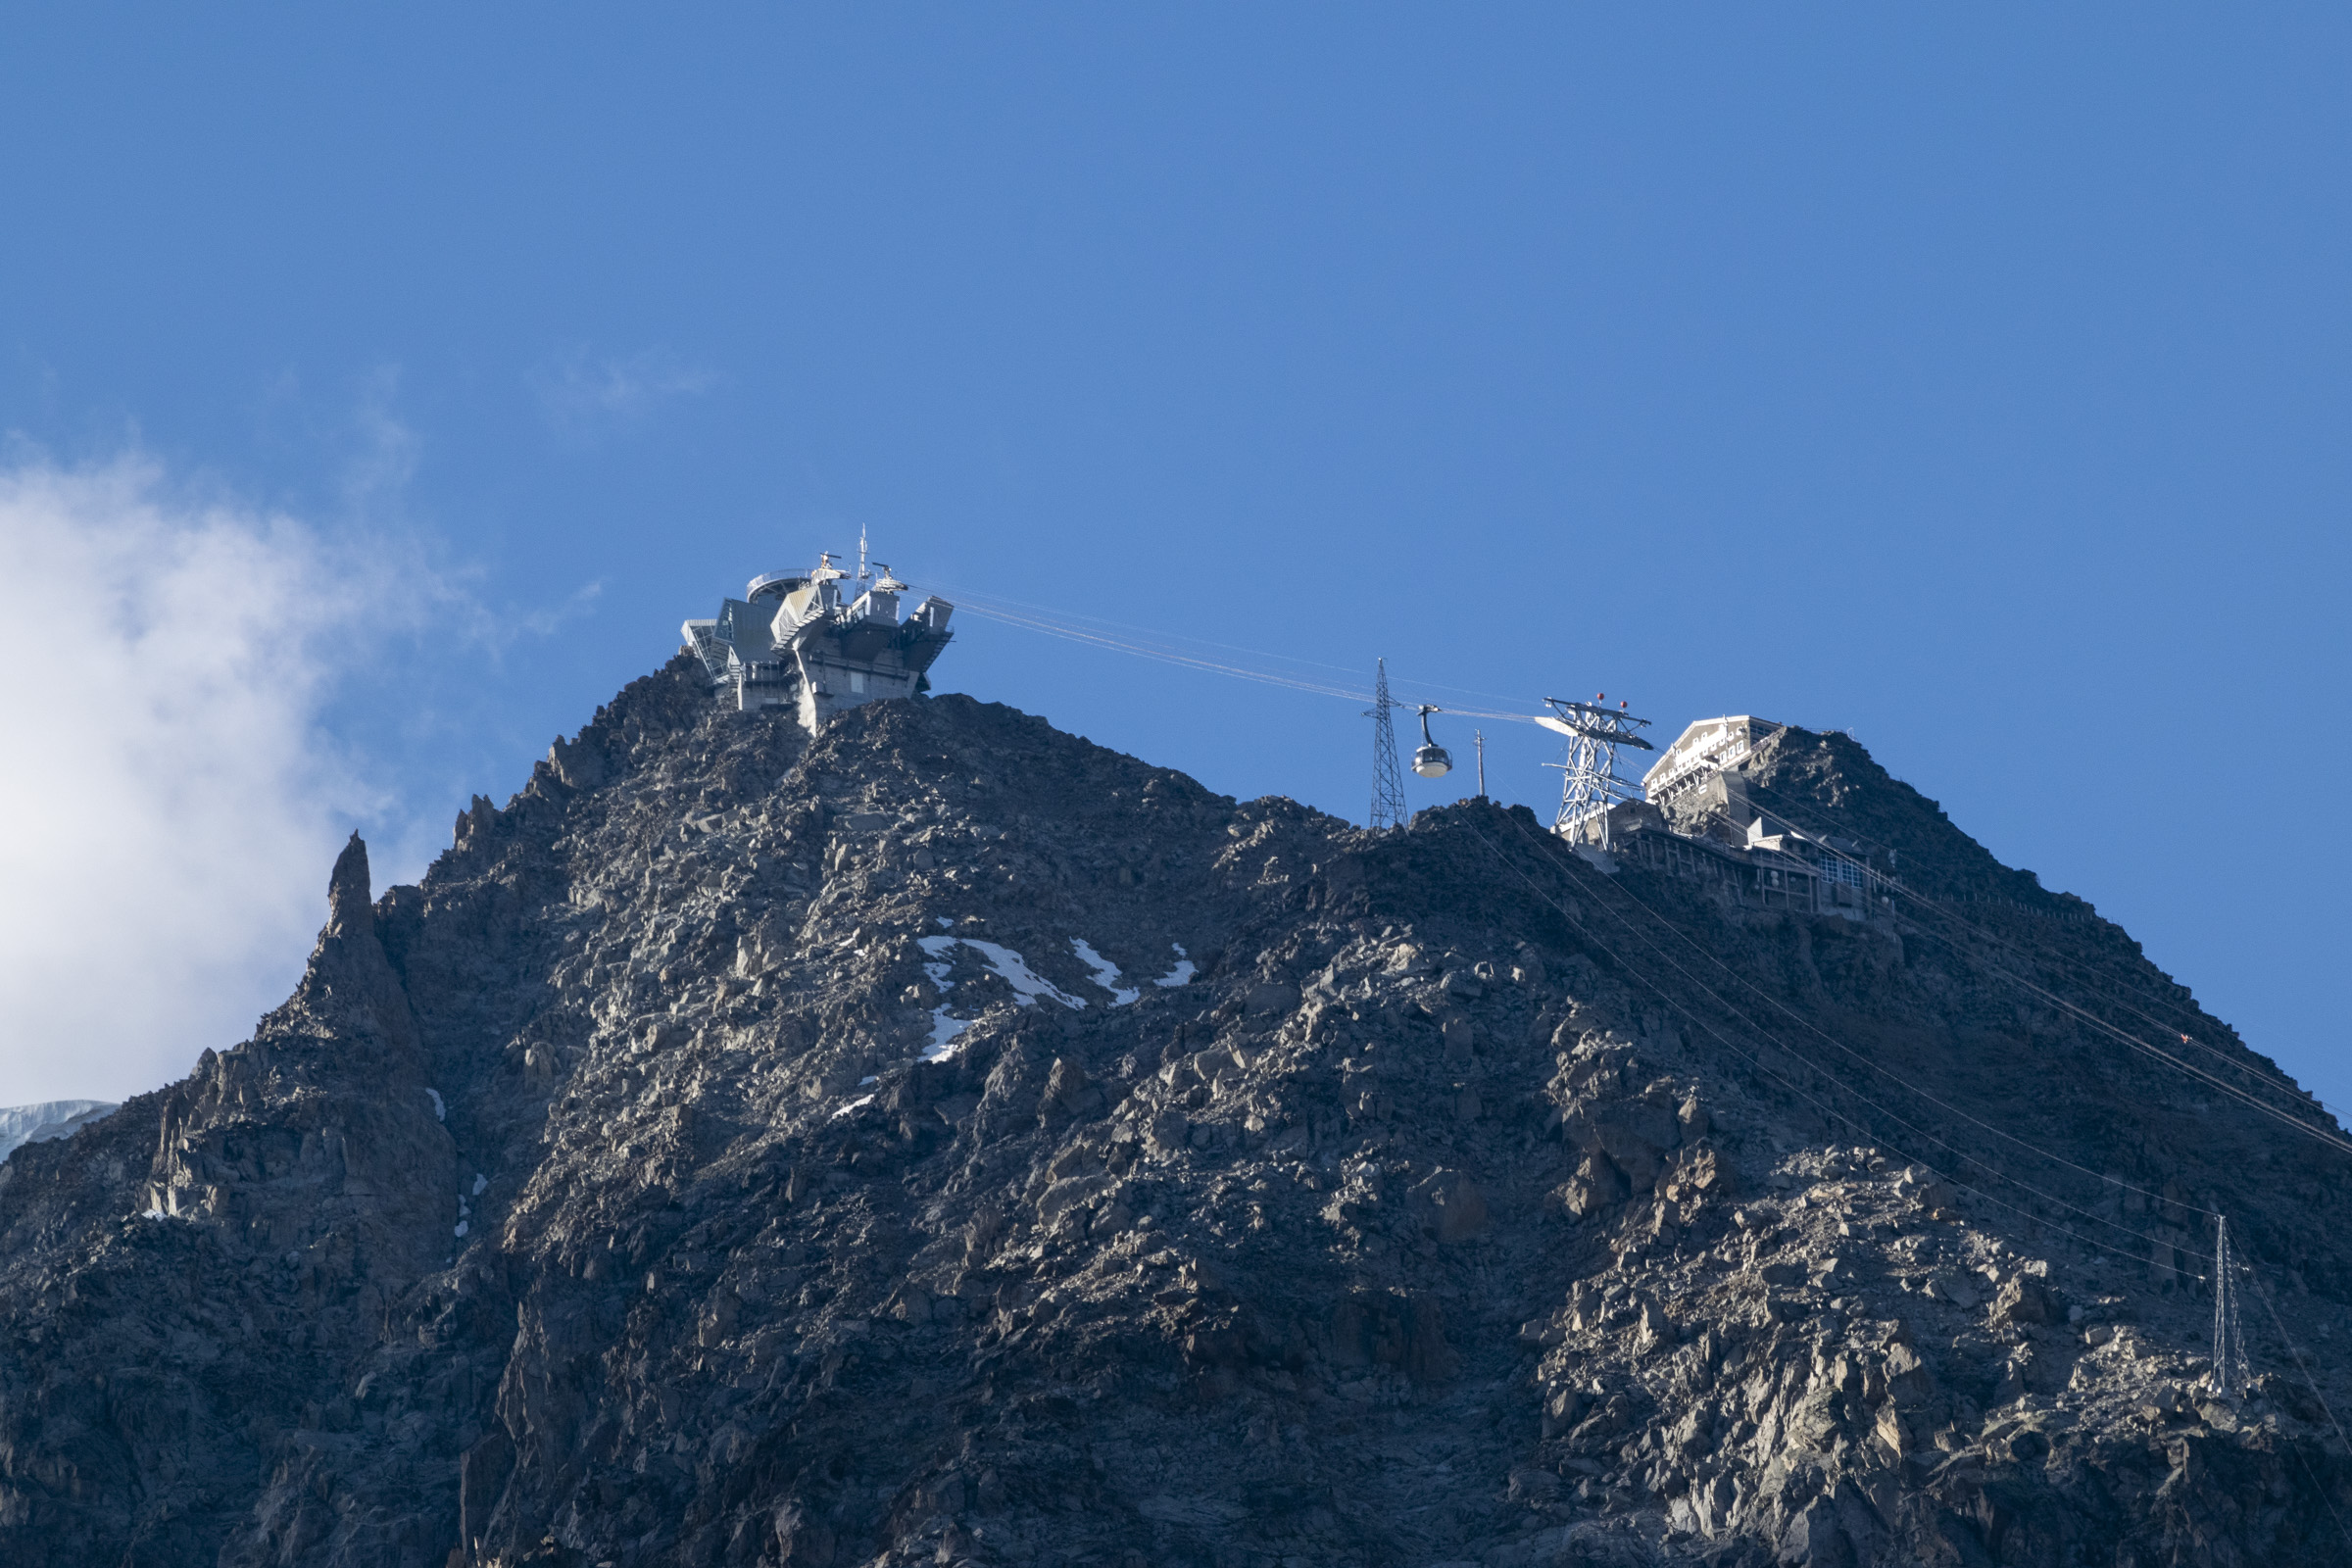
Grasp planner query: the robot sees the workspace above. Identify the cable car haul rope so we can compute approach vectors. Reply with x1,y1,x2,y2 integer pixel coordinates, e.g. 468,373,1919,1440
930,583,1548,722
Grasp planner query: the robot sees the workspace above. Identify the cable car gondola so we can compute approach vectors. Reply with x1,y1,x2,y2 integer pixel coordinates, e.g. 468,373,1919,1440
1412,705,1453,779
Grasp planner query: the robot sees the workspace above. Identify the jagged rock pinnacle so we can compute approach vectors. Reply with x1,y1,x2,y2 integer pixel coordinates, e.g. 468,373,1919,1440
327,828,372,937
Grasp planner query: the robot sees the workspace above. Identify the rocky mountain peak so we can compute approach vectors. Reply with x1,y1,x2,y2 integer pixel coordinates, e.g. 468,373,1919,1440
328,828,375,937
0,659,2344,1568
286,822,417,1058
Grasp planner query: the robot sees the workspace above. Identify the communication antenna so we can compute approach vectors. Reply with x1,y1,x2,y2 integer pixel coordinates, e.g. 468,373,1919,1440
858,525,870,583
1538,692,1655,848
1365,659,1407,831
1475,730,1487,800
1412,706,1454,778
2213,1216,2250,1402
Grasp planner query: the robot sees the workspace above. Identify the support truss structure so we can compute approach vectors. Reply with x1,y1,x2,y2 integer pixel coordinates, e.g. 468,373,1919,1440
1540,698,1655,847
2213,1216,2250,1402
1366,659,1407,831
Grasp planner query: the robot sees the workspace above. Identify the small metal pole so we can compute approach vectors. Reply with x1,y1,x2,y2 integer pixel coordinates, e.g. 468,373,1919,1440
1475,731,1487,799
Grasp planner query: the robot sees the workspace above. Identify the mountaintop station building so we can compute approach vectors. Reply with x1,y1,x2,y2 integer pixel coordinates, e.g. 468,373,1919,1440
1570,715,1892,921
685,555,955,734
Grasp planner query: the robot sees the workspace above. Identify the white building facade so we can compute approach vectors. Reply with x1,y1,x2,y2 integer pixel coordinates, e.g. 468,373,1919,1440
684,556,955,733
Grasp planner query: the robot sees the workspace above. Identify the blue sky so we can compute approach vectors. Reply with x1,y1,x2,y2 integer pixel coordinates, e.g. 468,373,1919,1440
2,8,2346,1114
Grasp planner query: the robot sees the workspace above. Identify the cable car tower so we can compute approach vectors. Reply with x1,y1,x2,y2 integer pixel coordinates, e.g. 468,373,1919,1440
1539,694,1654,848
2212,1216,2250,1402
1365,659,1408,831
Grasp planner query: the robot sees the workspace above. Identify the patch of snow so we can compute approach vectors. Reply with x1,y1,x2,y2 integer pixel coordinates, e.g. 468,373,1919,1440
908,933,1090,1063
454,1220,468,1239
923,1006,973,1061
830,1094,875,1119
915,935,1086,1008
858,1075,879,1086
142,1207,164,1221
424,1088,446,1122
471,1173,488,1197
935,916,955,929
960,939,1086,1007
1070,938,1141,1005
1152,943,1197,988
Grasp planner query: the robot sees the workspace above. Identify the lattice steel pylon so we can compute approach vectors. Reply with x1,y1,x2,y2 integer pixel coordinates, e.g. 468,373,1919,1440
1366,659,1407,831
2213,1215,2250,1402
1539,695,1655,847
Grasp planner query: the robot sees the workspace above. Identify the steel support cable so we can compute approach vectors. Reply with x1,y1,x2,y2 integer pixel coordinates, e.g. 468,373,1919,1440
1935,944,2350,1154
1520,826,2225,1247
1978,956,2352,1156
1455,816,2214,1276
947,602,1376,701
1852,888,2352,1157
1912,906,2242,1077
1733,779,2213,1034
929,581,1554,713
1724,774,2209,1037
2243,1262,2352,1456
1744,795,2298,1063
2240,1263,2352,1552
1506,811,2220,1226
1972,937,2301,1109
931,583,1375,676
1471,817,2214,1276
1492,817,2222,1261
1603,793,2348,1497
949,604,1370,698
1695,799,2340,1137
939,594,1547,723
1735,781,2345,1121
1725,806,2352,1156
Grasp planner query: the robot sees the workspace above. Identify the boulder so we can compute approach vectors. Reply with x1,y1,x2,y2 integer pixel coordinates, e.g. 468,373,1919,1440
1559,1153,1630,1218
1245,981,1299,1016
1408,1168,1489,1244
1991,1277,2057,1326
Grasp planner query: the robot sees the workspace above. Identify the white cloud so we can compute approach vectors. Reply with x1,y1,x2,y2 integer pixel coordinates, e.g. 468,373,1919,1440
345,365,422,508
0,458,420,1105
532,345,715,438
516,578,606,638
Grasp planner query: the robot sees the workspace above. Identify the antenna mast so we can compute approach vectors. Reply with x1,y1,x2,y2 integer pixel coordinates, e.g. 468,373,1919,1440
1539,695,1655,848
1365,659,1407,830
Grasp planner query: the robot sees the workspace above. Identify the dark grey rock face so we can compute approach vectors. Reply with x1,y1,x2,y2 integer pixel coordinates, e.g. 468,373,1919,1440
1,656,2346,1568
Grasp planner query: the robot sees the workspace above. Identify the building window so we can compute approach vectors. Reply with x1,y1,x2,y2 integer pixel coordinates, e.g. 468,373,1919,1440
850,669,866,695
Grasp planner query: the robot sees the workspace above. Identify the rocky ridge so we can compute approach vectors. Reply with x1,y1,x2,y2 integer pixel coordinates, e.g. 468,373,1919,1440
0,656,2346,1567
0,1101,119,1162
